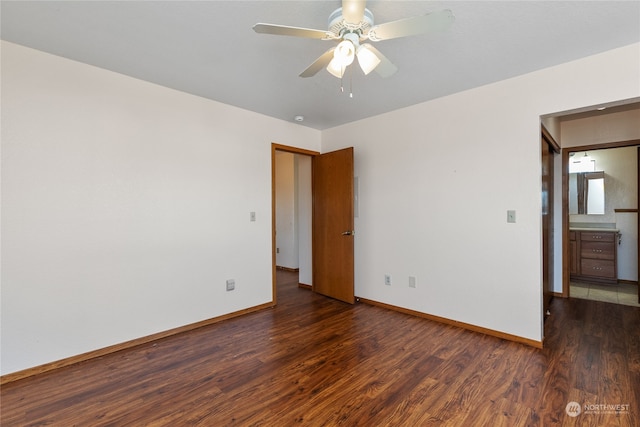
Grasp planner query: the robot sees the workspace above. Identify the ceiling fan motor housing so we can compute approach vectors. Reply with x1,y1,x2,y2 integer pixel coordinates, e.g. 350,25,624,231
328,7,374,40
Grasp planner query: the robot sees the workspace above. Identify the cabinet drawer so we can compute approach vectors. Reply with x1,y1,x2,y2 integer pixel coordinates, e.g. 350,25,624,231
580,232,615,242
581,258,616,278
580,241,615,260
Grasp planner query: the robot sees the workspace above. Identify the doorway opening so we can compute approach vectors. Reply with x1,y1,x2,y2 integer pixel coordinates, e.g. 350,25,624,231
271,143,356,305
272,144,319,304
562,142,640,307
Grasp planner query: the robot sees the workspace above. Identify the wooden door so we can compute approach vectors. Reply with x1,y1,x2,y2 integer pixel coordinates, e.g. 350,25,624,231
541,126,558,318
312,147,355,304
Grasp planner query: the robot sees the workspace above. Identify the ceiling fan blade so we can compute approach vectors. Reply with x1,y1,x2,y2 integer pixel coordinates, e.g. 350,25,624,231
253,23,331,39
342,0,366,24
299,48,336,78
368,9,455,41
361,44,397,78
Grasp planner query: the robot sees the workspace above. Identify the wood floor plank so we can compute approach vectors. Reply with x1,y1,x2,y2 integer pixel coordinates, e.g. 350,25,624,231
1,270,639,426
575,334,602,395
457,396,536,427
538,312,582,424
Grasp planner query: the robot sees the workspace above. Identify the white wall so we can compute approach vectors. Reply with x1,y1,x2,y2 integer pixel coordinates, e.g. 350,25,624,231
275,152,298,269
552,154,565,293
322,43,640,343
561,109,640,149
297,155,313,285
616,213,638,282
0,41,321,375
541,116,561,142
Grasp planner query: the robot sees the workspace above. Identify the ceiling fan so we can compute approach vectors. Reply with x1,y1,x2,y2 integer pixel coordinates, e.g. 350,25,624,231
253,0,454,79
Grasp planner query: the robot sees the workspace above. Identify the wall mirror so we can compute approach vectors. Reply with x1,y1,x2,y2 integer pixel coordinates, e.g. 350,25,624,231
569,171,605,215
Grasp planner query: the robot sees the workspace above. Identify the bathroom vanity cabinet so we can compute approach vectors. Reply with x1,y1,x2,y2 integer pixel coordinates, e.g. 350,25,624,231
570,229,619,284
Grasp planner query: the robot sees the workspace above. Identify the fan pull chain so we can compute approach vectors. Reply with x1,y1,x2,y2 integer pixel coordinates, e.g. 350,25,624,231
337,65,354,98
349,66,353,98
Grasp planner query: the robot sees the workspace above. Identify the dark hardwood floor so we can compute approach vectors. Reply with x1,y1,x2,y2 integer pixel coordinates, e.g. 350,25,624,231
2,270,639,426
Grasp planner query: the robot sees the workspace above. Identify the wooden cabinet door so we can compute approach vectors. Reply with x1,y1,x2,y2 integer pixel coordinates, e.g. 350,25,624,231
569,239,578,275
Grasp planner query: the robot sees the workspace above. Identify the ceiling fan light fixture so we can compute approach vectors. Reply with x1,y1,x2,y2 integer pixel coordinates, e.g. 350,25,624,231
326,57,346,78
356,45,381,75
333,39,356,66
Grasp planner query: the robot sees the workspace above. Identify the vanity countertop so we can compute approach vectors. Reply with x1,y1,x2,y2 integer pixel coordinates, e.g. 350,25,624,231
570,227,620,233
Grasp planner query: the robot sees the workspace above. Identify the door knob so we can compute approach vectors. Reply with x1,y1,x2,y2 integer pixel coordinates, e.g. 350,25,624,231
342,230,355,236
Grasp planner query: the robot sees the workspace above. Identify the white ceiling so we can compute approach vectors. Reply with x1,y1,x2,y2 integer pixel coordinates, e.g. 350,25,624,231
2,1,639,130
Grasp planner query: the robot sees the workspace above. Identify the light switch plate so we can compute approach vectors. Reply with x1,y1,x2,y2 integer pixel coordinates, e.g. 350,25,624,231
409,276,417,288
507,210,516,223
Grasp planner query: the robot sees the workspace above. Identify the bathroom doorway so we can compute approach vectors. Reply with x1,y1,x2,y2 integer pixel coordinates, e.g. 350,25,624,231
562,142,640,307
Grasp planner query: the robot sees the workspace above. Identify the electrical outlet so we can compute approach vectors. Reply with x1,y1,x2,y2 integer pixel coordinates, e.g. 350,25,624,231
409,276,417,288
384,274,392,286
226,279,235,291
